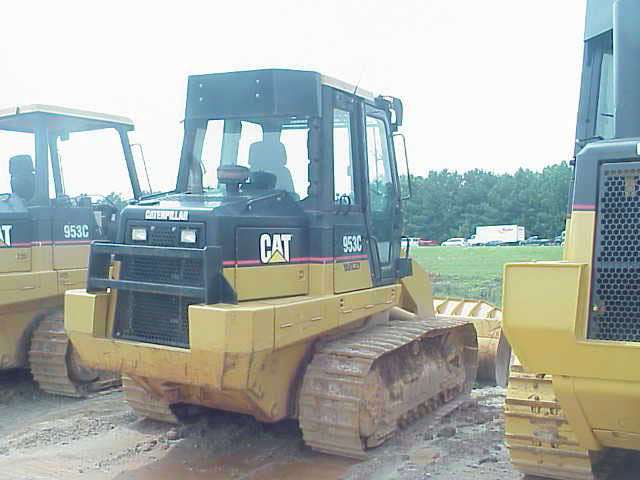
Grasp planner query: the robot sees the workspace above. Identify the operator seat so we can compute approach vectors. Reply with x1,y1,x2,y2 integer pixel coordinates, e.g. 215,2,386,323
248,138,295,193
9,155,35,201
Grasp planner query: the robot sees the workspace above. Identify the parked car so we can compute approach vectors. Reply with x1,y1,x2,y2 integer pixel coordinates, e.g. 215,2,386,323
484,240,504,247
418,239,439,246
522,235,552,246
552,230,566,246
442,237,468,247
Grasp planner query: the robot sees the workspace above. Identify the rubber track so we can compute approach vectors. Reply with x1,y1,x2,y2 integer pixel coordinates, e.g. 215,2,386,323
299,317,476,459
28,310,119,397
504,361,597,480
122,375,179,424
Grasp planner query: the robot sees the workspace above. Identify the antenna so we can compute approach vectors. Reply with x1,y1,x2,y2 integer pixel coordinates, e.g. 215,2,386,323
352,65,367,97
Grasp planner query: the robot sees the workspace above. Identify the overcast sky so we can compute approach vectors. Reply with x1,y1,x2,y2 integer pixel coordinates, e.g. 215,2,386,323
0,0,586,193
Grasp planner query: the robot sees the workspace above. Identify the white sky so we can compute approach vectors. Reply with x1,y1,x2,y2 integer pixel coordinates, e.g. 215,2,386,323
0,0,586,193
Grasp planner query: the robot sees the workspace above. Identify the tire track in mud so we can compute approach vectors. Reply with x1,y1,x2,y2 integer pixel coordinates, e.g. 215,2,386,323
0,372,575,480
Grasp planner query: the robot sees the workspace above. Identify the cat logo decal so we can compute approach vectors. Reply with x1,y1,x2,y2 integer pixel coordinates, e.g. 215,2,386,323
259,233,292,264
0,225,12,247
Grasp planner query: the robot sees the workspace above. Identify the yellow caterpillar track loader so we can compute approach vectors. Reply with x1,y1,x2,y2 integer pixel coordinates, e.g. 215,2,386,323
0,105,142,397
65,70,478,458
503,1,640,478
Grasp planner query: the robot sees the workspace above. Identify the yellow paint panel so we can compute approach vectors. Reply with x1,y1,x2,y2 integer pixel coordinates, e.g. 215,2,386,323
189,303,274,353
273,296,333,349
400,260,435,317
0,271,58,304
309,263,333,296
0,248,31,273
64,289,110,337
235,264,308,301
31,245,53,271
57,269,86,293
53,244,89,270
503,261,640,383
338,284,400,326
564,211,596,263
575,376,640,446
333,260,372,293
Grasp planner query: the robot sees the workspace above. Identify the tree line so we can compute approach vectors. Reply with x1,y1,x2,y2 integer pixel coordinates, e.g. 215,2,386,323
106,161,572,243
402,162,572,242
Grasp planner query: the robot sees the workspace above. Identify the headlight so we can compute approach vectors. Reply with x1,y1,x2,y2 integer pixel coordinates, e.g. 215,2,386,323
181,229,197,244
131,227,147,241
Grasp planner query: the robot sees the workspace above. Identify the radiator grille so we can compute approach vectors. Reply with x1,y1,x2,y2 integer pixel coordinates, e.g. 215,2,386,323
114,291,194,348
123,256,203,287
113,221,205,348
590,163,640,342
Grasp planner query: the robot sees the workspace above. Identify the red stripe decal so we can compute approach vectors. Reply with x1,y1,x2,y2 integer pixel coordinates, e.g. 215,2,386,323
573,203,595,211
2,240,90,248
222,255,368,267
54,240,92,245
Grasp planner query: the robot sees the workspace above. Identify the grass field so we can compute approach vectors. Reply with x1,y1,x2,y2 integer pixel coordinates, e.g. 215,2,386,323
411,246,563,306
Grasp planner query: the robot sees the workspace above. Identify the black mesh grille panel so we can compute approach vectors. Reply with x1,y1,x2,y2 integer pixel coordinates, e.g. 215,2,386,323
122,256,203,287
114,291,195,348
589,162,640,342
113,221,206,348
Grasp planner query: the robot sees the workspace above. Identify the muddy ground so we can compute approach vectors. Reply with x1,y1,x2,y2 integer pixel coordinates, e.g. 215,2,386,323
0,372,638,480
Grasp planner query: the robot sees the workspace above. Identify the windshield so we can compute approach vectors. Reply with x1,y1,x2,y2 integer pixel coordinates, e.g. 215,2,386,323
188,117,310,199
57,128,135,201
1,127,136,204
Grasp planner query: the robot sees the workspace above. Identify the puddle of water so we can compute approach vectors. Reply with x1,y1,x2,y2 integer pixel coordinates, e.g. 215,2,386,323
118,443,355,480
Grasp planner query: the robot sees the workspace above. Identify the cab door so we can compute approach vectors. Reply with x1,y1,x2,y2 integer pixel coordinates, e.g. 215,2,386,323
363,106,401,285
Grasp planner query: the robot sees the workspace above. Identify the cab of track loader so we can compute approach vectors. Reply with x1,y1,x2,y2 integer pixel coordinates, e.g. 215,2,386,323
85,69,412,349
0,105,142,373
0,106,142,276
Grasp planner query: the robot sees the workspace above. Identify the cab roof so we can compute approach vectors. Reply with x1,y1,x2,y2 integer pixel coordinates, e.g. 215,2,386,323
186,69,383,121
585,0,613,40
0,104,134,133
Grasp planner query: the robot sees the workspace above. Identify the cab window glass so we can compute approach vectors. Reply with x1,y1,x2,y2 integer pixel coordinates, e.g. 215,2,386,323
199,118,309,200
57,129,133,200
366,115,394,265
0,131,35,195
333,108,355,204
595,50,614,139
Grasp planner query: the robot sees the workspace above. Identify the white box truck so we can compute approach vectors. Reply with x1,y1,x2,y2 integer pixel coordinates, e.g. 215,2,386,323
468,225,525,246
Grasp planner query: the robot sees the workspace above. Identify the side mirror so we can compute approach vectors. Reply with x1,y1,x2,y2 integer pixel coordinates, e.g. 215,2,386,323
391,97,403,131
393,132,412,200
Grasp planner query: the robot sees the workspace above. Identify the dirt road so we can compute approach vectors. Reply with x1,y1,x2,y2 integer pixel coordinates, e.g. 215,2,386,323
0,373,637,480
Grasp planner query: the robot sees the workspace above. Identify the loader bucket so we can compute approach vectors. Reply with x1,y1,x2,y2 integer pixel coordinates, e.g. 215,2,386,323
433,297,511,387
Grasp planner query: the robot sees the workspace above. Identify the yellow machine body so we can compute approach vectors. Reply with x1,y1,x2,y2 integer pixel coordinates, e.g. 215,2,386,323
504,213,640,478
504,211,640,451
0,105,141,396
66,259,433,422
0,245,86,369
65,70,480,458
